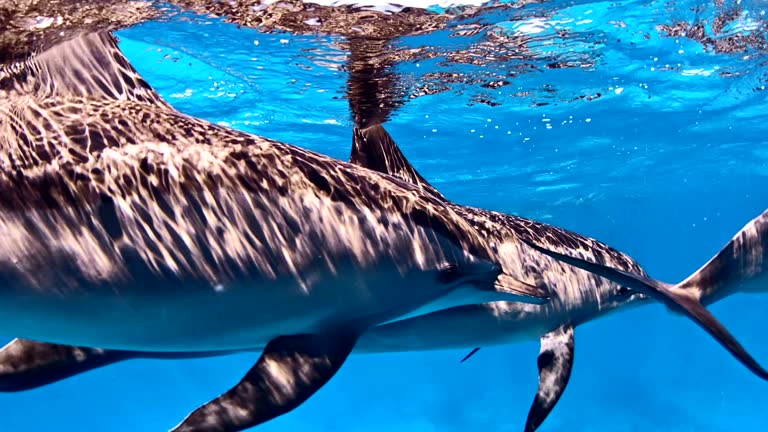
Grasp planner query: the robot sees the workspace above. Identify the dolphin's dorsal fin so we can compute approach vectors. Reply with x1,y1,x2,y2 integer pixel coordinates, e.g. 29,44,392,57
351,125,446,200
3,31,171,107
351,125,552,303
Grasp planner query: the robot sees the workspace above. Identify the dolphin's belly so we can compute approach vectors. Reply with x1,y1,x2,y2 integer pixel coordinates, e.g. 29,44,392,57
0,261,451,352
353,290,609,354
352,302,554,353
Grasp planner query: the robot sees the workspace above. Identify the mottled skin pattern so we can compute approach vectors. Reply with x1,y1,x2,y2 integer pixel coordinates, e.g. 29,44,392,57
0,31,543,352
677,210,768,304
0,121,651,362
0,28,553,432
2,4,765,432
345,125,768,431
349,125,648,352
1,27,171,106
3,121,768,432
526,324,574,432
0,0,161,65
348,126,767,358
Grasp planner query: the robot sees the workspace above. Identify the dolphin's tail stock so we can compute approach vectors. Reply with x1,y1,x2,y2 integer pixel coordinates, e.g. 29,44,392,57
520,208,768,381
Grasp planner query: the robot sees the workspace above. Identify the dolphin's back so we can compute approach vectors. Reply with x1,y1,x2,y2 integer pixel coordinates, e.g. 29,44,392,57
0,108,480,294
349,125,646,276
0,32,500,296
459,206,646,275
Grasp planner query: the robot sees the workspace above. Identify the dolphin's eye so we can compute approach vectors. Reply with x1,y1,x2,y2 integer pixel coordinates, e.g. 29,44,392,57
437,263,462,284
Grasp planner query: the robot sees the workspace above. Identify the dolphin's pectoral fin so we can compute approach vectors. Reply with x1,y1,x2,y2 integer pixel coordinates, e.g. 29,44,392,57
494,274,549,304
171,331,359,432
0,338,133,392
525,324,575,432
520,237,768,381
0,339,241,391
430,262,549,313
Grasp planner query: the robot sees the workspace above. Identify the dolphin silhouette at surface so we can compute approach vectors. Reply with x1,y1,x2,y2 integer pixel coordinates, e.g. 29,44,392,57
3,123,768,432
0,30,559,432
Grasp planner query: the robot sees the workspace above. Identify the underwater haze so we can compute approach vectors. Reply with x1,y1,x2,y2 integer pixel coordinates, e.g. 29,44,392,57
3,0,768,430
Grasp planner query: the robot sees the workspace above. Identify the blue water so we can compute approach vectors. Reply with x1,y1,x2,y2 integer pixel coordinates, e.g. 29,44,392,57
3,0,768,430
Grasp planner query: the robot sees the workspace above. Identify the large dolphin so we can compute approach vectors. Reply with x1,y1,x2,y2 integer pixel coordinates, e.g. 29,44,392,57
3,123,768,432
0,30,560,431
2,6,763,432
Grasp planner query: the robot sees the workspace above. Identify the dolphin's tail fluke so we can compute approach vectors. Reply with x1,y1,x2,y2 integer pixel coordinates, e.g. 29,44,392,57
521,208,768,381
675,209,768,306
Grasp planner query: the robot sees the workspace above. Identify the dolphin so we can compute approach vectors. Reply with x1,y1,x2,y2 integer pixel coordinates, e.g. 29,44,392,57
3,123,768,431
345,125,768,430
0,31,557,431
2,5,764,432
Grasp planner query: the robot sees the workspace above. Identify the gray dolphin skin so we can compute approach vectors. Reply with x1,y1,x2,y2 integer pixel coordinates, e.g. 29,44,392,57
0,30,557,432
3,124,768,432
